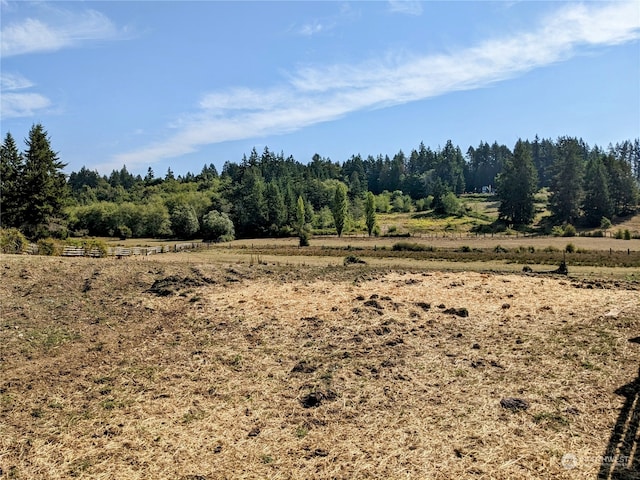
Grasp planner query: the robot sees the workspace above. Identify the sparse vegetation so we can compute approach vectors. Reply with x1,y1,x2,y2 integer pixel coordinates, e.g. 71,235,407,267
0,254,637,479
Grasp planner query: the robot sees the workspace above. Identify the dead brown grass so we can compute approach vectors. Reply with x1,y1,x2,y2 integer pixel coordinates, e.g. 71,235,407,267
1,254,638,479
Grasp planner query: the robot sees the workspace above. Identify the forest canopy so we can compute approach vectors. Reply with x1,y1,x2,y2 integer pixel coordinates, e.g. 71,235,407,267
1,124,639,241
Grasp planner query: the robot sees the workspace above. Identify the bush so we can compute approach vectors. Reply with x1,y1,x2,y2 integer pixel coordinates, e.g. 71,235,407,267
441,192,463,216
565,243,576,253
543,246,560,253
623,229,631,240
562,224,577,237
201,210,234,242
37,238,59,256
83,238,108,257
117,225,132,240
392,242,434,252
494,245,508,253
615,229,624,239
0,228,28,254
299,229,311,247
600,217,612,230
551,226,565,237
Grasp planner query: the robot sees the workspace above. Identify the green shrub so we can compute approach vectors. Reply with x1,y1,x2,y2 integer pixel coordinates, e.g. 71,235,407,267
37,238,58,256
459,245,472,253
494,245,508,253
600,217,612,230
615,229,624,239
562,224,576,237
551,225,565,237
623,229,631,240
392,242,434,252
0,228,28,254
83,238,108,257
565,243,576,253
202,210,235,242
299,229,311,247
117,225,132,240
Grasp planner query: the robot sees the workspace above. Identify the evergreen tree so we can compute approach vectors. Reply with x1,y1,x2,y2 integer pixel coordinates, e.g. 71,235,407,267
365,191,376,236
264,181,286,229
0,132,24,228
496,140,538,225
332,183,348,237
603,154,639,216
21,124,68,237
549,137,585,224
582,156,613,227
232,167,267,236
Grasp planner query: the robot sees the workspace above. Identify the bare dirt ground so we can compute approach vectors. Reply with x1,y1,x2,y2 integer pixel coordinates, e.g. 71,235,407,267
1,254,638,479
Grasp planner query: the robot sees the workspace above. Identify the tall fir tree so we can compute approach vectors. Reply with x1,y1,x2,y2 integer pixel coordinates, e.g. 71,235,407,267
264,181,287,229
21,124,68,237
603,154,639,216
232,166,267,237
496,140,538,225
332,183,348,237
582,156,613,227
0,132,25,228
549,137,585,224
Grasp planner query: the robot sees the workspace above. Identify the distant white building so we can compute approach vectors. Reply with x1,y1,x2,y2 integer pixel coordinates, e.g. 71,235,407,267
481,185,493,194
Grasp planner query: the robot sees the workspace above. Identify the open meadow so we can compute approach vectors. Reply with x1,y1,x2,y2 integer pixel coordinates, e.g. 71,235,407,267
1,250,638,479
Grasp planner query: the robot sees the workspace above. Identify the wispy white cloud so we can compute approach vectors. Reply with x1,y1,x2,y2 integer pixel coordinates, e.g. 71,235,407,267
298,21,325,36
1,72,34,91
1,7,125,57
110,1,640,171
387,1,423,16
0,72,52,118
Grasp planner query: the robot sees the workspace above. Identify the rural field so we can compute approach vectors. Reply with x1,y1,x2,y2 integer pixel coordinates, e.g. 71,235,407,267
1,250,639,479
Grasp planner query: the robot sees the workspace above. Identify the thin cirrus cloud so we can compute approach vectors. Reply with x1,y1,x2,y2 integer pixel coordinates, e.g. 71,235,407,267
0,72,52,119
387,1,423,16
1,6,128,119
0,8,123,57
111,1,640,171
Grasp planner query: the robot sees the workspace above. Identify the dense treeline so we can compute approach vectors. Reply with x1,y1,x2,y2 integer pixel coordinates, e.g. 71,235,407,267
1,123,639,241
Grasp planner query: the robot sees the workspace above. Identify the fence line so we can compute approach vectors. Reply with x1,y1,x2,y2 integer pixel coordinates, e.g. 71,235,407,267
24,241,211,258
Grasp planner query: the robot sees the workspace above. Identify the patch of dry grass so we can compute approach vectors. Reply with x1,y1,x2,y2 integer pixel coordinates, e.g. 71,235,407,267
0,255,638,479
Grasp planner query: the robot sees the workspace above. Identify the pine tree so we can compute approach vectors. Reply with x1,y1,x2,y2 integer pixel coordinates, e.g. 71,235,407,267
582,156,613,227
21,124,68,237
332,183,348,237
549,137,585,224
0,132,24,228
496,140,538,225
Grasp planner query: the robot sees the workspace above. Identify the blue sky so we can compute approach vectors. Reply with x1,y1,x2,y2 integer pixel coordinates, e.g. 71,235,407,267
1,1,639,177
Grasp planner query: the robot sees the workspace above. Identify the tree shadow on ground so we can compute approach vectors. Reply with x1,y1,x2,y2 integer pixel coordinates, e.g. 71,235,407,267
598,337,640,480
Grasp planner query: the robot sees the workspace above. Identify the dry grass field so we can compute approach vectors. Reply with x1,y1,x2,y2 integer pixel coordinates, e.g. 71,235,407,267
1,253,638,479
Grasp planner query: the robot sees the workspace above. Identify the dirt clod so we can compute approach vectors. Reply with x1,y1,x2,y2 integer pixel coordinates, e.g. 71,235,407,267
300,390,337,408
500,397,530,411
444,307,469,317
